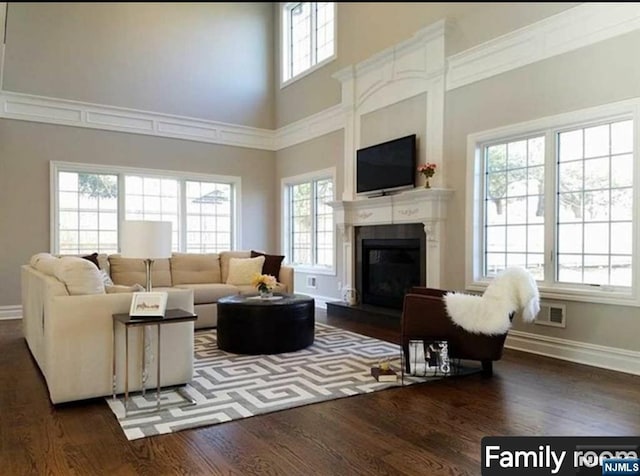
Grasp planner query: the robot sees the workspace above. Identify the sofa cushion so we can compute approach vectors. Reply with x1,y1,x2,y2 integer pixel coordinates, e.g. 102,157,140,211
108,255,172,288
226,256,265,285
173,283,239,304
171,253,221,285
219,251,251,283
251,250,285,278
54,257,106,296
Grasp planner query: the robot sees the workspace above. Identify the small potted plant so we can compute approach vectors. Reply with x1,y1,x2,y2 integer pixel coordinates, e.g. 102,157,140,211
252,273,277,298
417,162,437,189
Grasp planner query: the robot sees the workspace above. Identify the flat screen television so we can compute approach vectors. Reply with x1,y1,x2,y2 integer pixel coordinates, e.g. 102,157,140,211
356,134,416,195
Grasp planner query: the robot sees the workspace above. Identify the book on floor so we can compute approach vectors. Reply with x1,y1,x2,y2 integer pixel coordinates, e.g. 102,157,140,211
371,366,398,382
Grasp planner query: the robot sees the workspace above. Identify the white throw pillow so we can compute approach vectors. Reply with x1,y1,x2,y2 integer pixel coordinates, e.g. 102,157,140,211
31,253,59,276
54,257,106,295
99,269,114,287
226,256,265,285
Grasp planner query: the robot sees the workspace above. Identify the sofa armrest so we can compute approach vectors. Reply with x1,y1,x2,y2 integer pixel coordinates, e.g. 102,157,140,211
401,292,456,342
278,266,294,293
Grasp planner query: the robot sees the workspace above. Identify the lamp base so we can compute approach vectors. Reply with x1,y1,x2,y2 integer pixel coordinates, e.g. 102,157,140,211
144,259,154,292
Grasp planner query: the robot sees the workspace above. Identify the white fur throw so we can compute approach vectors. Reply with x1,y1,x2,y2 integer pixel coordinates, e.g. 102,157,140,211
443,267,540,335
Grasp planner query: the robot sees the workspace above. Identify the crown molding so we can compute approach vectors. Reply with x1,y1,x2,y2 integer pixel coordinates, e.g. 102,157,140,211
2,4,639,151
0,90,277,150
447,3,640,91
274,104,345,150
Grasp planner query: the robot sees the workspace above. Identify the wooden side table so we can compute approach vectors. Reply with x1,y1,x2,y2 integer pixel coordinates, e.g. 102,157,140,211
112,308,197,416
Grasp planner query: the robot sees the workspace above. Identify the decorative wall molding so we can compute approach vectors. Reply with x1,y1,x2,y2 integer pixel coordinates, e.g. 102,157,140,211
0,305,22,320
446,3,640,91
333,20,447,202
2,5,639,152
329,188,453,289
0,90,277,151
274,104,345,150
506,330,640,376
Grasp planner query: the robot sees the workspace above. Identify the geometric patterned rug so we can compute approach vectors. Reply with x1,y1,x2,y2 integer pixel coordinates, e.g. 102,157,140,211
106,322,469,440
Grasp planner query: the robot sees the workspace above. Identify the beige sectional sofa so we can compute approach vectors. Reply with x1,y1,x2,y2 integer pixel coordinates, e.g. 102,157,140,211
22,250,294,404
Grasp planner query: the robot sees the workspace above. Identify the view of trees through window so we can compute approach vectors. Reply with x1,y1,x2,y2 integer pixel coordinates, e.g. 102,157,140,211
483,119,633,287
289,177,333,268
55,167,235,255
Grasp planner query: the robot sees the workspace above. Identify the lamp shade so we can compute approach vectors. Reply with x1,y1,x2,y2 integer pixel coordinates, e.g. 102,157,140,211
120,220,172,259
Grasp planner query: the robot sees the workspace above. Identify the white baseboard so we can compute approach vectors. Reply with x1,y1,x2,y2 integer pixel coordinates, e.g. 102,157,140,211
296,293,340,310
506,330,640,376
0,305,22,320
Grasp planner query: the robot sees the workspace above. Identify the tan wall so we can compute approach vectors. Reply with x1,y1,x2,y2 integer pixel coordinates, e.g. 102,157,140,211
275,7,640,352
444,30,640,351
276,130,344,298
360,93,427,186
275,2,576,127
4,3,274,128
0,119,276,307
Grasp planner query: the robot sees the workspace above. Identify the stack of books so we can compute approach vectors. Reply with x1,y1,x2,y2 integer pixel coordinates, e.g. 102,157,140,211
370,366,398,382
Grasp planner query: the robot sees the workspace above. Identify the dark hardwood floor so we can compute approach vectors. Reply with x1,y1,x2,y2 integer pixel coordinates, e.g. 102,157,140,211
1,310,639,475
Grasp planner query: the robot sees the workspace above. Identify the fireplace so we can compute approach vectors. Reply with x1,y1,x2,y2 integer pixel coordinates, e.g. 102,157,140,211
356,224,426,310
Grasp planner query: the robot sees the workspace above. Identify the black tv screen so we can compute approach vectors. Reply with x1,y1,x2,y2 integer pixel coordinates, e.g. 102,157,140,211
356,134,416,194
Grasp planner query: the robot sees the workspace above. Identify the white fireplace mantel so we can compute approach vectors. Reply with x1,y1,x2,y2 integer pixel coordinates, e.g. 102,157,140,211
328,187,453,290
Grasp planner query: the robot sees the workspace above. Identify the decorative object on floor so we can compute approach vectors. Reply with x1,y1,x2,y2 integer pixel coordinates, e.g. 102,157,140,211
443,266,540,335
408,339,451,377
251,272,277,298
370,365,398,382
342,286,359,306
106,323,477,440
417,162,437,189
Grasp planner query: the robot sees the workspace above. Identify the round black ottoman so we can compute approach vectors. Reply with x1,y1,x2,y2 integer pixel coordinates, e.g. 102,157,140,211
217,294,315,354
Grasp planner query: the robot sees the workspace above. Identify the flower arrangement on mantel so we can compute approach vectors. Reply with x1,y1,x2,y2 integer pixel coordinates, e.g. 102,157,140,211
252,273,277,297
417,163,437,189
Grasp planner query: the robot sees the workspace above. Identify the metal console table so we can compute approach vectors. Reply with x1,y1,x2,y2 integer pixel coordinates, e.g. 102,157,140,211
112,308,197,416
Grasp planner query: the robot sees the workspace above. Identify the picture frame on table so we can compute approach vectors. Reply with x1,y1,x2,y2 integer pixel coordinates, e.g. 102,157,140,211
129,291,168,318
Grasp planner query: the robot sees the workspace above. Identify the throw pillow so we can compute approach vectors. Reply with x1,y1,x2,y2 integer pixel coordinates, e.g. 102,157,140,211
54,256,106,295
251,250,285,279
99,269,114,287
226,256,265,285
82,252,101,270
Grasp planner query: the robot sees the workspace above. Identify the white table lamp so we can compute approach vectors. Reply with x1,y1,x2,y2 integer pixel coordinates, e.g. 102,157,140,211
120,220,172,291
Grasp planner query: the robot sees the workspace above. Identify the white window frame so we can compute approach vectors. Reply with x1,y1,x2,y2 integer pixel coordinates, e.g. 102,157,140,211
50,161,242,254
280,2,337,88
466,99,640,307
281,167,336,275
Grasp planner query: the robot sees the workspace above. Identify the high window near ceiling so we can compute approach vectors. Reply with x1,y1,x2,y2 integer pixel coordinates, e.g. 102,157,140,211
281,2,335,86
467,102,637,306
282,169,335,272
51,162,239,255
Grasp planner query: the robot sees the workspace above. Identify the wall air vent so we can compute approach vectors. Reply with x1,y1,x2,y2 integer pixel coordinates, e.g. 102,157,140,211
534,302,566,328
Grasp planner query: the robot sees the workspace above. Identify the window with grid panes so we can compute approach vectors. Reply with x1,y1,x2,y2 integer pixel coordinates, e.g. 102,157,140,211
282,2,335,84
